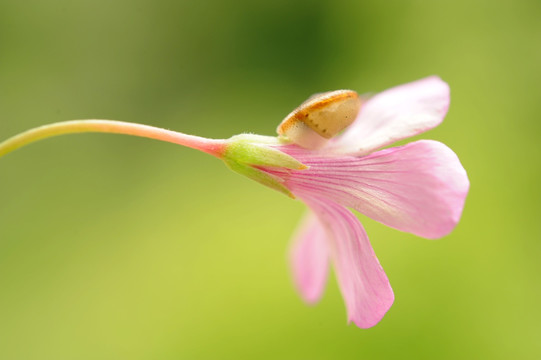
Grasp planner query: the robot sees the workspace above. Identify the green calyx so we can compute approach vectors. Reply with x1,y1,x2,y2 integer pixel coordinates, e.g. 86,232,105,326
222,134,307,198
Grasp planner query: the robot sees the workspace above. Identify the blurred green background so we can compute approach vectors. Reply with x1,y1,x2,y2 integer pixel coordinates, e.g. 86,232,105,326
1,0,540,359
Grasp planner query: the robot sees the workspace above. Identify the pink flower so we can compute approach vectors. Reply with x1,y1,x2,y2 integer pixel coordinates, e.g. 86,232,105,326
256,76,469,328
0,76,469,329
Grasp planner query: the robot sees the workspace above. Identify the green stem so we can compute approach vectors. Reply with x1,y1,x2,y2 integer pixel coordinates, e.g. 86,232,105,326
0,119,227,158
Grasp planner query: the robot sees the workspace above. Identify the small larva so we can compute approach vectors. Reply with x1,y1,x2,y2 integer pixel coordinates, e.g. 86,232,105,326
277,90,361,149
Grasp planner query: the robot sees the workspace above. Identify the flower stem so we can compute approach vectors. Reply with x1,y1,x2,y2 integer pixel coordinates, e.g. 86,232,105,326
0,119,227,159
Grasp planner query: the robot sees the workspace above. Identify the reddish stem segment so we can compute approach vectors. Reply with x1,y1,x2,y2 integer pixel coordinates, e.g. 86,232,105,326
0,119,227,158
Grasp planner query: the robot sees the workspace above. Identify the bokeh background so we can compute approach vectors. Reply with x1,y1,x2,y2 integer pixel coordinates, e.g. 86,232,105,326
1,0,540,359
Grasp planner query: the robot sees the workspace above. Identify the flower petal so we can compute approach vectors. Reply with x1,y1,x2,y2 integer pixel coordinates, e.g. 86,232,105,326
330,76,450,155
297,193,394,328
289,212,330,304
267,140,469,239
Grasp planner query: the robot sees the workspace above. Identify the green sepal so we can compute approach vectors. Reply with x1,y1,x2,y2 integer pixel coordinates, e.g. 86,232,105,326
221,134,308,198
223,159,295,198
224,134,306,170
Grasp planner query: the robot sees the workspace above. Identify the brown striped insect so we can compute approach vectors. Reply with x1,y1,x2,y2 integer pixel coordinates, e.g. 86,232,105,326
277,90,361,149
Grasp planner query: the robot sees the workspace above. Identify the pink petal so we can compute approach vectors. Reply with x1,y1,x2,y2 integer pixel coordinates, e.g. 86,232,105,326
267,140,469,239
297,193,394,328
289,212,330,304
330,76,450,155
